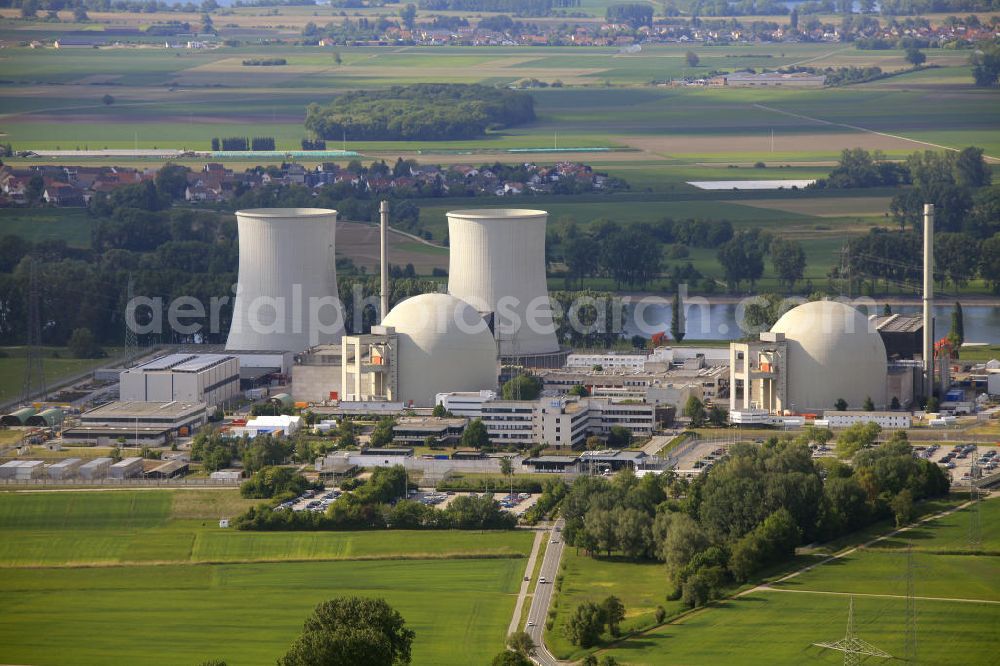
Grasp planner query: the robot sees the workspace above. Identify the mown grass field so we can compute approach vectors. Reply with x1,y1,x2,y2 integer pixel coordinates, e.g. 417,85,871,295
0,490,533,665
584,498,1000,665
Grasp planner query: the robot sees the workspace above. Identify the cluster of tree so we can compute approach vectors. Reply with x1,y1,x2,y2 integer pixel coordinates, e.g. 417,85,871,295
241,58,287,66
716,229,771,291
811,148,911,189
501,374,543,400
677,0,791,16
521,478,568,523
549,289,629,348
278,596,414,666
970,43,1000,87
605,3,653,26
300,138,327,150
567,596,627,648
682,395,727,427
416,0,580,16
304,84,535,141
209,137,276,151
559,222,664,290
240,466,319,499
235,465,518,531
558,434,947,622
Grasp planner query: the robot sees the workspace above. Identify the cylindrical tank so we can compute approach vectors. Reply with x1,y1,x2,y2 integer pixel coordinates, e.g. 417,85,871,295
382,293,498,407
446,209,559,356
226,208,344,352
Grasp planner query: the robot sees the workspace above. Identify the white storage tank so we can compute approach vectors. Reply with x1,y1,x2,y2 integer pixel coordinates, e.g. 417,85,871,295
226,208,345,353
446,209,559,356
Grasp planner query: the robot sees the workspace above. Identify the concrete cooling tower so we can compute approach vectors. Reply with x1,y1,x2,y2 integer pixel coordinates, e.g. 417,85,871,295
226,208,345,353
446,209,560,357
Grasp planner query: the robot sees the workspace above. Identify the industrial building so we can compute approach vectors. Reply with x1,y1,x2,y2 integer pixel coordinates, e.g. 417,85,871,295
225,208,345,353
446,209,563,362
457,394,656,449
819,411,913,429
230,414,302,438
47,457,82,480
340,294,500,407
26,408,64,428
436,390,498,417
78,457,112,480
119,353,239,407
109,457,144,479
392,417,467,447
730,301,892,415
62,401,208,445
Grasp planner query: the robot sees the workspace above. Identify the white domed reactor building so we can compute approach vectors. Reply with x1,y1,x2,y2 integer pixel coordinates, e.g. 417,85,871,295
446,209,560,359
730,300,888,415
341,293,498,407
226,208,345,353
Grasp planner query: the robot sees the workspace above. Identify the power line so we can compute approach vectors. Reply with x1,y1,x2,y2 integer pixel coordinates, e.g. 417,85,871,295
813,596,893,666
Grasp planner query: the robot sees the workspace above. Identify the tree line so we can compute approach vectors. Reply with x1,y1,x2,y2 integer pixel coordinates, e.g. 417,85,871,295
304,84,535,142
234,465,518,531
553,431,946,647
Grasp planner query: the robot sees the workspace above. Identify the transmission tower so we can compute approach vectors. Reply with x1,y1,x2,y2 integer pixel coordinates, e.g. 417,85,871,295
814,596,893,666
124,273,138,368
21,258,45,404
969,448,982,548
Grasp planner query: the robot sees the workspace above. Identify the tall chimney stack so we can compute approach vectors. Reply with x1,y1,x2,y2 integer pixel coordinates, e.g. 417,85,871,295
922,203,934,401
380,200,389,324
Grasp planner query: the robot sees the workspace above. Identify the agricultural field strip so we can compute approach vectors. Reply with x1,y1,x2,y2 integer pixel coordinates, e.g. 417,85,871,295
763,496,979,587
757,587,1000,605
752,103,1000,162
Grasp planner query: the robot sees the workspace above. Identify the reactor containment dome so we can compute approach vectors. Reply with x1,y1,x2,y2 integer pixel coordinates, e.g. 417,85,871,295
770,300,888,412
381,293,498,407
226,208,345,353
446,209,560,357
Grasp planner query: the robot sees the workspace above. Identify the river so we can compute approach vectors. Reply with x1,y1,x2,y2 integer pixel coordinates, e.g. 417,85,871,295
623,301,1000,344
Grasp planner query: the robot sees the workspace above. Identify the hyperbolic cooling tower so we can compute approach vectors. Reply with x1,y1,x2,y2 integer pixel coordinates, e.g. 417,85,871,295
225,208,345,352
446,209,560,356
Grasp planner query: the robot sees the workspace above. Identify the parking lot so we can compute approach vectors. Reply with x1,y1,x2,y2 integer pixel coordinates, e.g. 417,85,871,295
275,486,540,516
671,440,730,477
919,443,999,485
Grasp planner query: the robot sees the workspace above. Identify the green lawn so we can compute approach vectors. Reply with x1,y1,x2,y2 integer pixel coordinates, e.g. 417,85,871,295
0,558,523,666
0,208,95,247
0,490,533,665
583,498,1000,665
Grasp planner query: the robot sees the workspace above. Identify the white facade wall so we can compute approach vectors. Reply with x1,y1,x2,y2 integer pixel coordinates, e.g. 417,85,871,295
436,390,496,418
226,208,344,353
989,371,1000,396
566,353,646,373
824,411,912,429
588,400,655,437
446,209,559,355
14,461,44,480
481,400,536,446
120,355,239,407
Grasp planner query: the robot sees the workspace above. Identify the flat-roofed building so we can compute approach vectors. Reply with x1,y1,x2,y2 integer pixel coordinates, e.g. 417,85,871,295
823,411,912,429
110,457,144,479
392,417,467,447
47,457,83,480
63,401,208,445
120,353,239,407
78,457,113,480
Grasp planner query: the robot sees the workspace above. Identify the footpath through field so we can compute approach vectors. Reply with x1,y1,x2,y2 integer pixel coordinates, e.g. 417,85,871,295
740,492,988,597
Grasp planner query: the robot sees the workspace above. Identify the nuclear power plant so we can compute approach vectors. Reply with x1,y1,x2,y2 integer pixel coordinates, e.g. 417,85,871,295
225,208,345,352
446,209,562,360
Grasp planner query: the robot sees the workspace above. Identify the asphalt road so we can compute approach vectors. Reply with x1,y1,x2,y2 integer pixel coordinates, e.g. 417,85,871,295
526,518,565,666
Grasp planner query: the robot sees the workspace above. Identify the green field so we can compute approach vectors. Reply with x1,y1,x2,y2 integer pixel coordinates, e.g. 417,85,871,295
0,346,124,404
0,490,533,665
585,498,1000,665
